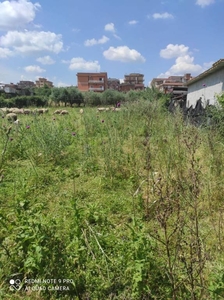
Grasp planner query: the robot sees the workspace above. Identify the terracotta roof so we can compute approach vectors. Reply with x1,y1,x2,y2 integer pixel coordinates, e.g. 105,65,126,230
186,58,224,85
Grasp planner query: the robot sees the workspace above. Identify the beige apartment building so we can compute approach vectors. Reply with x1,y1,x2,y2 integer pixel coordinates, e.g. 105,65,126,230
76,72,108,92
35,78,54,88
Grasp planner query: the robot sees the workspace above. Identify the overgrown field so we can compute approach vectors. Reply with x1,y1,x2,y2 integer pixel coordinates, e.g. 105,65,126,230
1,101,224,299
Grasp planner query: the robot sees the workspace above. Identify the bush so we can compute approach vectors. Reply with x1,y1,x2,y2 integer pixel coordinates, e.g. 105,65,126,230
0,97,15,107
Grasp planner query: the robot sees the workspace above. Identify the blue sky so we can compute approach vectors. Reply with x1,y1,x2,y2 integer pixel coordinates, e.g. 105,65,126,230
0,0,224,87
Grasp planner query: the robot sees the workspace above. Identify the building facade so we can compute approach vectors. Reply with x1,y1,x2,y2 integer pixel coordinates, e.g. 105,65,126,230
121,73,145,92
35,78,54,88
119,83,135,92
186,59,224,108
17,81,35,89
77,72,108,92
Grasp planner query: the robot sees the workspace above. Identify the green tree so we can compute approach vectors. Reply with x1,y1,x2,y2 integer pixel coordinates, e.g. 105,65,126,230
59,87,69,106
83,91,102,106
67,87,84,106
50,87,61,106
34,84,52,98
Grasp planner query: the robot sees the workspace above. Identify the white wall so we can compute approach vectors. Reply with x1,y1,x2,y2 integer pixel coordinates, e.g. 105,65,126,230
187,68,224,108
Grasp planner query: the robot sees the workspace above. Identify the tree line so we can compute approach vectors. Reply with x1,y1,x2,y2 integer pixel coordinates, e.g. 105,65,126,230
0,84,165,108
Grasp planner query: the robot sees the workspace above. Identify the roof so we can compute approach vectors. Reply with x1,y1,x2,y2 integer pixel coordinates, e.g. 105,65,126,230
186,58,224,85
162,82,187,87
77,72,107,75
125,73,144,76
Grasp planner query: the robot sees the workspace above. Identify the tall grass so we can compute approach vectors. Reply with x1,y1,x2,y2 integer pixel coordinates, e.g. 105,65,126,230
0,102,224,299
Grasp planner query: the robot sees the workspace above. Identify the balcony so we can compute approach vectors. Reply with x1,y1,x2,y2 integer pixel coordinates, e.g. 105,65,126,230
89,80,104,83
89,87,104,91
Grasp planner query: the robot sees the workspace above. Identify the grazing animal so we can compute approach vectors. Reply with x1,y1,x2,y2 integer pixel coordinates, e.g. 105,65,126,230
80,109,84,114
53,110,62,114
24,109,31,115
35,108,49,114
60,110,69,115
1,108,9,114
97,107,106,112
111,107,121,112
8,108,18,113
13,119,20,125
12,108,24,114
6,113,17,121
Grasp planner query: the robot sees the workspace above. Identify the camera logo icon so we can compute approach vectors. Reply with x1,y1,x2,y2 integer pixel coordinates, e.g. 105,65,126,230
9,279,21,291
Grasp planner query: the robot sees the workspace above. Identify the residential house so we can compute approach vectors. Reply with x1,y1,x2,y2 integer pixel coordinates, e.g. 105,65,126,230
77,72,108,92
151,74,192,94
4,83,18,95
17,80,35,95
186,59,224,108
35,78,54,88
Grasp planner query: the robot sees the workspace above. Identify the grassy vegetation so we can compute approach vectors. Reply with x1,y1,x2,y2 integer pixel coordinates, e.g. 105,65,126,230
1,99,224,299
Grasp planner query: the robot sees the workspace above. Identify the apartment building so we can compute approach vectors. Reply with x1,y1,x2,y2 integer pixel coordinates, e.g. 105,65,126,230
120,73,145,92
17,81,35,89
35,77,54,88
77,72,108,92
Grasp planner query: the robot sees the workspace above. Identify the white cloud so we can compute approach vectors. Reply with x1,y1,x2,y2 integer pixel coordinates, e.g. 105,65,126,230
104,23,115,32
84,35,109,46
152,12,174,19
128,20,138,25
203,61,214,69
72,28,80,33
160,44,189,59
103,46,145,63
104,22,121,39
113,33,121,40
36,55,55,65
67,57,100,72
0,0,41,31
33,24,42,29
0,47,14,58
1,30,63,54
196,0,215,7
158,44,213,77
24,65,46,73
167,55,203,74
